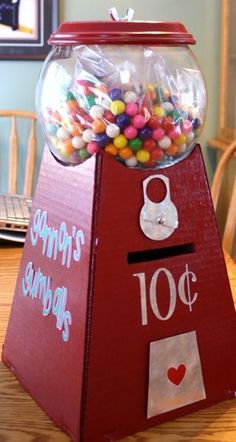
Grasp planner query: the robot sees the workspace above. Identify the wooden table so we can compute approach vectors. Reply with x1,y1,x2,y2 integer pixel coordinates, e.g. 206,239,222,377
0,242,236,442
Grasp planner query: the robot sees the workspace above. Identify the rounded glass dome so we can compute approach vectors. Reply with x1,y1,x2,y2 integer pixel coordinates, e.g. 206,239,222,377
36,20,207,169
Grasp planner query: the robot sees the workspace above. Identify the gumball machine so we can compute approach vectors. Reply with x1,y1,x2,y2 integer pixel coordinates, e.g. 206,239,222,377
3,9,236,442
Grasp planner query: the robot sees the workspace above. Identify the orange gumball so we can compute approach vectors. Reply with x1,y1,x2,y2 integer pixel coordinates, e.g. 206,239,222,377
105,144,118,156
70,122,82,136
118,146,133,160
92,118,106,134
166,144,178,156
67,99,79,112
60,139,74,157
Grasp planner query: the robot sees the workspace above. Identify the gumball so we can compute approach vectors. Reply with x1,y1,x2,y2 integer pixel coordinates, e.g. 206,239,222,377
136,149,151,163
92,118,107,134
132,114,146,129
96,133,111,147
118,146,133,160
192,117,201,130
56,126,70,141
105,144,118,156
103,110,116,123
186,131,195,144
106,123,120,138
129,137,142,151
161,101,174,113
124,125,138,139
124,91,138,103
152,127,165,141
151,147,164,161
86,95,96,108
82,128,94,143
125,102,139,117
162,116,175,132
181,119,193,134
87,141,100,154
79,148,91,160
125,156,138,167
143,139,156,152
70,122,82,137
72,136,86,149
109,88,123,100
168,126,182,140
139,127,152,140
147,116,162,130
165,143,178,156
178,144,187,153
110,100,125,115
116,113,130,129
158,135,172,150
153,106,166,118
175,134,187,146
67,99,79,112
61,139,74,156
113,134,128,149
90,105,105,119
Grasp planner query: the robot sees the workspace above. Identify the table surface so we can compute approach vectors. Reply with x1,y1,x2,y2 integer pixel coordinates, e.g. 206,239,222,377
0,242,236,442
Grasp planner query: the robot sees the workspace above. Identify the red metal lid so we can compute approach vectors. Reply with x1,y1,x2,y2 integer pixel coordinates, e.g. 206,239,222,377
48,21,196,46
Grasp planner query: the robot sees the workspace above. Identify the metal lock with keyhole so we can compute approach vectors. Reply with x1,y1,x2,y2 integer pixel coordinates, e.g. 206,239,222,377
139,174,179,241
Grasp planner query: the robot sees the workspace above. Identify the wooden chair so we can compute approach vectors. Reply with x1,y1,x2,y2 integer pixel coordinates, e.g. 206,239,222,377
0,110,37,197
211,140,236,258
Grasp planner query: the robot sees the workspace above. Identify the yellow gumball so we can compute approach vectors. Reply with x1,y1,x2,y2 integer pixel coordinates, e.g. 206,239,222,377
136,149,151,163
114,134,128,149
153,106,166,118
110,100,125,115
175,134,187,146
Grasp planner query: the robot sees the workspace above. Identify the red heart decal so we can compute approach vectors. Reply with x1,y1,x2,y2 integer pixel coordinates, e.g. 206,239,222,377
167,364,186,386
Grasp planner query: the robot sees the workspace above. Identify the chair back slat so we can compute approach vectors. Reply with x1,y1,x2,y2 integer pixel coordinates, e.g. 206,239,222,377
23,119,36,196
0,110,37,196
8,116,18,194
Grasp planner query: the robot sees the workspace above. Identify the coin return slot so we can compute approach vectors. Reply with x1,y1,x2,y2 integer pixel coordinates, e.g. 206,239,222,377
127,243,195,264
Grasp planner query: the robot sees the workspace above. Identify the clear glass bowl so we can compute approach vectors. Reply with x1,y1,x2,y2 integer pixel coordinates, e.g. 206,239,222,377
36,26,207,169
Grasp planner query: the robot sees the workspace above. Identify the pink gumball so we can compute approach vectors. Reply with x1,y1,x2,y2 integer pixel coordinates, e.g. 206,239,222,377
152,127,165,141
133,114,146,129
181,119,193,134
125,103,139,117
87,141,100,154
168,126,182,140
124,125,138,139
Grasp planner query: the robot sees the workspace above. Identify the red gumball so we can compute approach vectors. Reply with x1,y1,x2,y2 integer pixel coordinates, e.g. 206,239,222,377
162,116,175,132
151,147,164,161
146,116,162,130
143,139,157,152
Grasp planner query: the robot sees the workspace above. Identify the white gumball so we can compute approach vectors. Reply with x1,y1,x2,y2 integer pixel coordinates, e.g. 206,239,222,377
82,128,94,143
90,105,104,119
72,136,86,149
106,123,120,138
161,101,174,112
158,135,172,150
124,90,138,103
56,126,70,141
125,156,138,167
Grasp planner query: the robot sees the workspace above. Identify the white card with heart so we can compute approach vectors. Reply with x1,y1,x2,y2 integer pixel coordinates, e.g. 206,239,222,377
147,331,206,418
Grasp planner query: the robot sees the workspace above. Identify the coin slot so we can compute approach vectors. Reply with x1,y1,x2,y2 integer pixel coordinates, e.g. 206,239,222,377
127,243,195,264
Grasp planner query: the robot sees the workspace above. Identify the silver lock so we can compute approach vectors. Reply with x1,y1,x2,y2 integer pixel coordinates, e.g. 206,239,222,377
139,174,179,241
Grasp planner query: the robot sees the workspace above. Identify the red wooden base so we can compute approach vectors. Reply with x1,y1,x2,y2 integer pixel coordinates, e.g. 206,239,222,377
3,145,236,441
